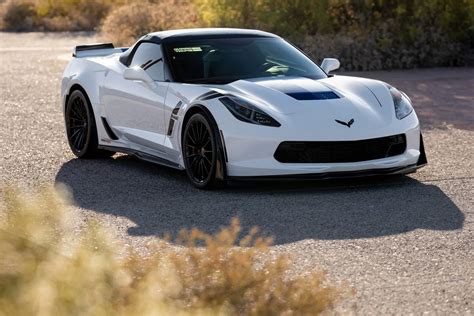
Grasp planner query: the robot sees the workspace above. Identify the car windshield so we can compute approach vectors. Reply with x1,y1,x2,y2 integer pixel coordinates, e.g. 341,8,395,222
164,37,327,84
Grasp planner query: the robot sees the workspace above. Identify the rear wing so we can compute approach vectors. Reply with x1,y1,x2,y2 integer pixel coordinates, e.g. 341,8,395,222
72,43,128,58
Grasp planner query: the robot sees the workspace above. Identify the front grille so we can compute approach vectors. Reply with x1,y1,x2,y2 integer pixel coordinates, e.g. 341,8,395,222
274,134,406,163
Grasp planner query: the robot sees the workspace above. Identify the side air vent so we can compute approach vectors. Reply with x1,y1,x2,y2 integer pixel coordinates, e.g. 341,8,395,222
286,91,340,101
101,117,118,140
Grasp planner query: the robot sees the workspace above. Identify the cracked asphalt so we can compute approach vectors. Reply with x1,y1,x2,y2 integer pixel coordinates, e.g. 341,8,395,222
1,32,473,314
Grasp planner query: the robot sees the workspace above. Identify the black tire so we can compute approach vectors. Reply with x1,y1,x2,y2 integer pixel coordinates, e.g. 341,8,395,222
182,112,221,189
65,90,114,158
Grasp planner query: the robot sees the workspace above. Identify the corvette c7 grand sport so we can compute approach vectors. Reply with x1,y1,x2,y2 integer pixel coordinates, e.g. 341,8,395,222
61,28,427,188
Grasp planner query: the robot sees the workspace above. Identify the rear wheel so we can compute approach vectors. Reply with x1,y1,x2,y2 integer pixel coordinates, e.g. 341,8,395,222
183,113,220,189
65,90,114,158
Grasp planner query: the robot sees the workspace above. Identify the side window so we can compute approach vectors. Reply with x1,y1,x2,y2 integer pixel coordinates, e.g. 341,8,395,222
130,42,164,81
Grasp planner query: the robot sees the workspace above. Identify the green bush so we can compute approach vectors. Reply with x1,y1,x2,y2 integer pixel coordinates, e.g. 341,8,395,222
195,0,474,69
300,22,471,71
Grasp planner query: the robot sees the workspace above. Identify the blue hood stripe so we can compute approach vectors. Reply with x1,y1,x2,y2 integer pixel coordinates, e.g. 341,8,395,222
286,91,339,100
252,78,340,101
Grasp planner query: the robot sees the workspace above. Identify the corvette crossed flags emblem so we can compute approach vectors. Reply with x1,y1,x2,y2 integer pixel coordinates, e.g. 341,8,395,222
335,118,355,128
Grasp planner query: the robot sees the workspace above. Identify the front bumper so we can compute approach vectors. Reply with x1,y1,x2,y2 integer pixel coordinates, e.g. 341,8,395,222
228,163,422,181
223,126,424,177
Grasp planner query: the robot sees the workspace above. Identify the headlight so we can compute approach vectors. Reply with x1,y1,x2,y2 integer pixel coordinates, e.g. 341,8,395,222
219,96,281,127
389,86,413,120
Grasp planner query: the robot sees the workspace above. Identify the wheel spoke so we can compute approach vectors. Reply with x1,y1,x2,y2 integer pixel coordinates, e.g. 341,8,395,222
191,156,200,170
194,160,200,179
69,112,83,121
73,129,83,149
188,132,197,146
70,127,82,140
201,159,209,175
71,101,83,119
202,138,211,148
202,155,212,165
193,124,201,145
78,100,87,118
78,129,86,148
198,160,205,179
198,123,206,143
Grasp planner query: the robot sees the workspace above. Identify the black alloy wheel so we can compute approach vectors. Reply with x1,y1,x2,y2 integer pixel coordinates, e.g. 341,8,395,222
65,90,114,158
183,113,218,188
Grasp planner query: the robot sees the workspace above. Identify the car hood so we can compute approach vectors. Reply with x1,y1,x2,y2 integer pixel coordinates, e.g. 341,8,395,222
214,75,398,132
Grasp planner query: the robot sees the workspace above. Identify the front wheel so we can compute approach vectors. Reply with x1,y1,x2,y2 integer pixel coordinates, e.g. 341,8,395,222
65,90,114,158
183,113,221,189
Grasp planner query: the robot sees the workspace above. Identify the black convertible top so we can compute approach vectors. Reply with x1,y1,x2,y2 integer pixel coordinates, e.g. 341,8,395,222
119,28,278,66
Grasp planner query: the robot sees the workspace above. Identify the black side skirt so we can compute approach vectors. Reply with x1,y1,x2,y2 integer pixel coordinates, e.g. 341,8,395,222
98,145,183,170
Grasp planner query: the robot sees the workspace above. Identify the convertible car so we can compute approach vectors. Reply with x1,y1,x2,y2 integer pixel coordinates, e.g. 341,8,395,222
61,28,427,188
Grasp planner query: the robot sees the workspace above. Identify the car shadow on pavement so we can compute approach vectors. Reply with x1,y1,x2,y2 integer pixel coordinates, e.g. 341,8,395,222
55,155,464,244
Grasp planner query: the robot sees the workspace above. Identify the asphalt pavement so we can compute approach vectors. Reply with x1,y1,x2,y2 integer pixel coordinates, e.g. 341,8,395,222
0,32,473,314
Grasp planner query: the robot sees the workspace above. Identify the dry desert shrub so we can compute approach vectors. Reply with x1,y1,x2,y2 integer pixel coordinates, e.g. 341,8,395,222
0,186,341,315
0,0,36,31
101,0,200,46
0,0,114,31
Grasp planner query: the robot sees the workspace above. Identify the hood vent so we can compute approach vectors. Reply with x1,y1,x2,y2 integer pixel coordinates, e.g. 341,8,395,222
286,91,340,101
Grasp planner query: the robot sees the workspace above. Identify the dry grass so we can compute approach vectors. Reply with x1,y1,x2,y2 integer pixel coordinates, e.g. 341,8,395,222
0,186,341,315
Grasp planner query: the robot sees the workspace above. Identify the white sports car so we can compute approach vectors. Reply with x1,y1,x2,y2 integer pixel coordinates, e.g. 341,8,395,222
61,28,427,188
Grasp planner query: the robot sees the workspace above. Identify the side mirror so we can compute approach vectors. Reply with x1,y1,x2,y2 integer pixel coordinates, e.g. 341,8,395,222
321,58,340,74
123,67,154,85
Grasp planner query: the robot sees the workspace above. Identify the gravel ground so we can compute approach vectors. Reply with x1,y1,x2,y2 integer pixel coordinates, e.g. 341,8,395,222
1,32,473,314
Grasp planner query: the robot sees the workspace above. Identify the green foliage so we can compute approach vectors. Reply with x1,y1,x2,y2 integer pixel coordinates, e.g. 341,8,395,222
0,0,472,68
196,0,473,43
196,0,332,37
195,0,474,69
195,0,261,28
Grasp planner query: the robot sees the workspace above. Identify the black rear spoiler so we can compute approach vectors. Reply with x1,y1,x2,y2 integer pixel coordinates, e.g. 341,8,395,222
73,43,127,58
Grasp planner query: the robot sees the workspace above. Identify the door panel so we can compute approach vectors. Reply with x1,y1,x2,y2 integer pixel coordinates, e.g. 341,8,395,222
102,70,168,151
101,42,170,154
